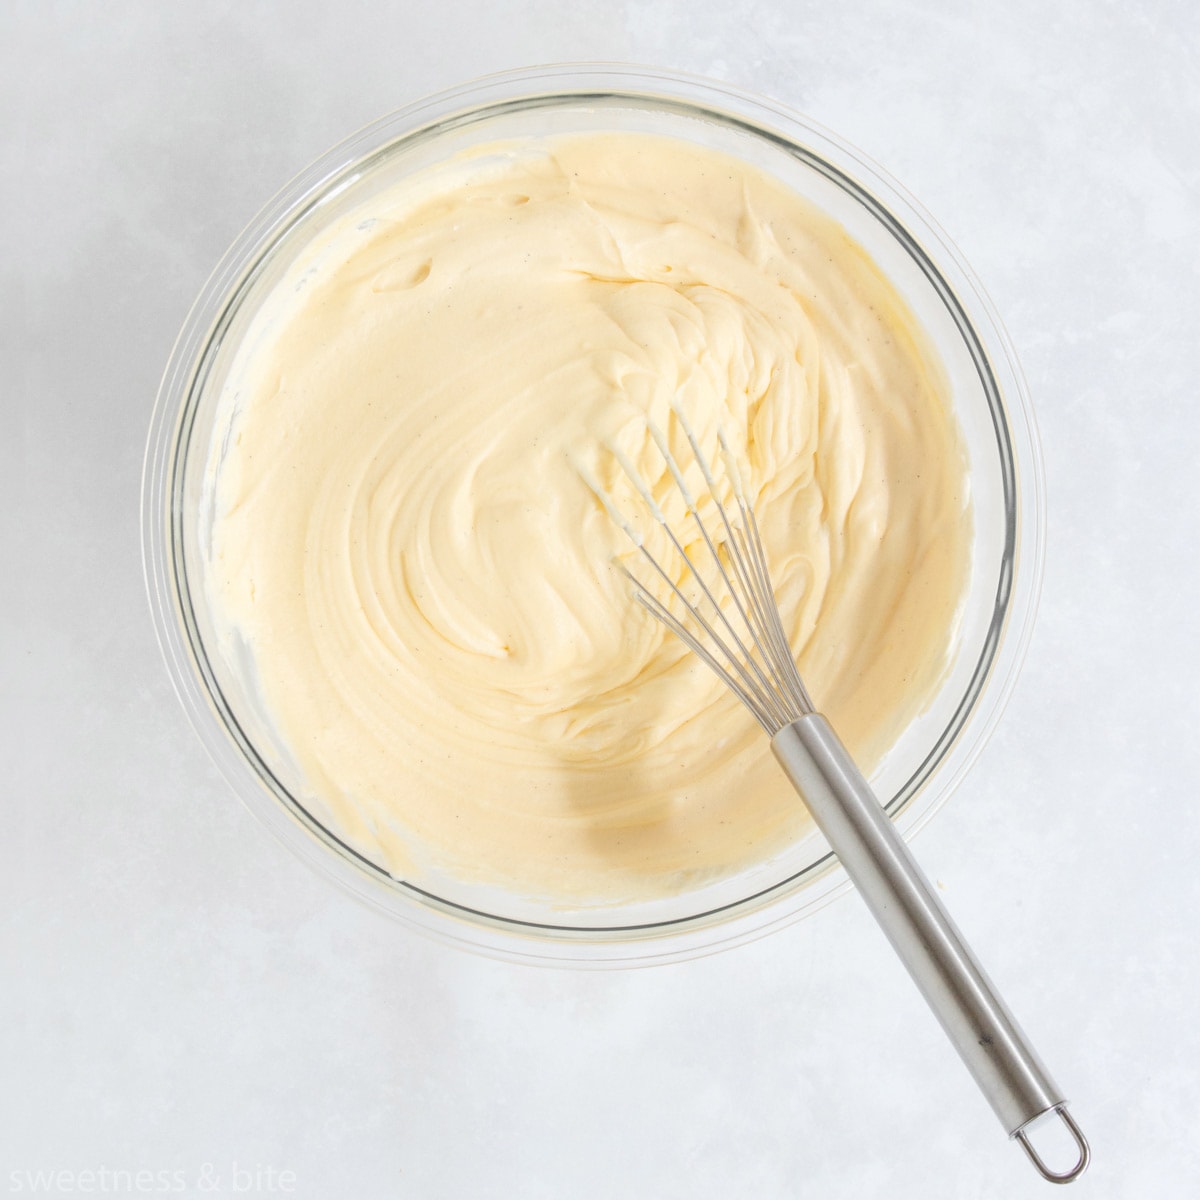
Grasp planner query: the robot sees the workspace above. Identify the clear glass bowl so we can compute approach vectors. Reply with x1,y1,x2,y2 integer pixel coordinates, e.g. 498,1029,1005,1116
142,65,1044,967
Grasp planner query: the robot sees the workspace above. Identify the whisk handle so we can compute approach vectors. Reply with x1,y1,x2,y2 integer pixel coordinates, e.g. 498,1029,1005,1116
771,714,1088,1182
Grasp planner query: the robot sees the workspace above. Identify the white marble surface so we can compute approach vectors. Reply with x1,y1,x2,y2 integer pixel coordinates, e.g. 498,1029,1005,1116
4,2,1198,1196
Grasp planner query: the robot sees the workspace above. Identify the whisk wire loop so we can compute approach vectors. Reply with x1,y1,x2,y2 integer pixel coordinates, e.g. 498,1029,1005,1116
591,409,813,736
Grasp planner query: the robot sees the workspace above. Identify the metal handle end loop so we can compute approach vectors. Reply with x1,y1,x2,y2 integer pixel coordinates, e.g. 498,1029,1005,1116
1014,1105,1090,1184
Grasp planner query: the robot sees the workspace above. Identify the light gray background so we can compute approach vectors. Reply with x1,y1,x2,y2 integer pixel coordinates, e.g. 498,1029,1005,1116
4,2,1198,1197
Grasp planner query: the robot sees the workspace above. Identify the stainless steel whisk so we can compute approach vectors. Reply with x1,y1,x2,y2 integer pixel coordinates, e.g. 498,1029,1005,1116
588,406,1089,1184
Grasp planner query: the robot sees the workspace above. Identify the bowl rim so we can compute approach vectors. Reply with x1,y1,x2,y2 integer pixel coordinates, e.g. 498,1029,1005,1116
141,62,1045,968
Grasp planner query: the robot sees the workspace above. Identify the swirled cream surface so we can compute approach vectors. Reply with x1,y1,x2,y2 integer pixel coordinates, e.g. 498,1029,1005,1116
205,133,970,904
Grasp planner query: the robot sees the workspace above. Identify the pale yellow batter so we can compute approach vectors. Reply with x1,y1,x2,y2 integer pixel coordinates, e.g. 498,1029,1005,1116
204,132,970,903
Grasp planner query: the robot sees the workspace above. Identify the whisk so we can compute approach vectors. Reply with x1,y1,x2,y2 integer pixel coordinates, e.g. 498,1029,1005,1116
587,407,1089,1185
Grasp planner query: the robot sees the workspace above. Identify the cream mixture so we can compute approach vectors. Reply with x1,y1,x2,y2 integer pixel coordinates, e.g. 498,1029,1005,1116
205,132,971,903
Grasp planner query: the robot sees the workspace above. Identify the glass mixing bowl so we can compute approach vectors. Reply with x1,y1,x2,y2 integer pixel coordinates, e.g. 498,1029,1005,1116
142,65,1044,966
